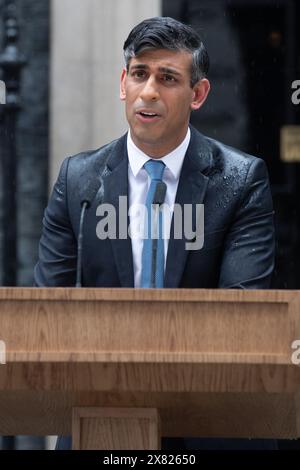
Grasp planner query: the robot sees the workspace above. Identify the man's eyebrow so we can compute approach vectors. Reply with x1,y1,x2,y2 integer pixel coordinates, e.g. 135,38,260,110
159,67,182,76
130,64,148,70
129,64,182,76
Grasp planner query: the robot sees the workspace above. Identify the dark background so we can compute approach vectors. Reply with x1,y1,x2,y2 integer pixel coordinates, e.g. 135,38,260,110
0,0,49,286
163,0,300,289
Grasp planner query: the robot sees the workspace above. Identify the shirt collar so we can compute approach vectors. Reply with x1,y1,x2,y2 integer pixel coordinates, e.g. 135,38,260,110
127,127,191,180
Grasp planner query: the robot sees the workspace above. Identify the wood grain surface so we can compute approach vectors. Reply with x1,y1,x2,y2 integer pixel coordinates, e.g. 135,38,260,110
0,288,299,439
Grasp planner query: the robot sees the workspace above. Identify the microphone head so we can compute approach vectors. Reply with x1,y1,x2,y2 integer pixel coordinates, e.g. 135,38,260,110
80,199,91,209
80,180,102,208
152,181,167,205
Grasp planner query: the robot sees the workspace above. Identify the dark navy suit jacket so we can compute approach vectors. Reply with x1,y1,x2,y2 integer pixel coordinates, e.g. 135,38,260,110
34,126,275,289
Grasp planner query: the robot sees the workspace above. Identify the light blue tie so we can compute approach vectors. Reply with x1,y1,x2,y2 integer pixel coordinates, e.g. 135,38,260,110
141,160,166,288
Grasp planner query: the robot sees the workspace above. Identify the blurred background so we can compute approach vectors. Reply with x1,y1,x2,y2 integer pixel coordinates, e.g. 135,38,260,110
0,0,299,450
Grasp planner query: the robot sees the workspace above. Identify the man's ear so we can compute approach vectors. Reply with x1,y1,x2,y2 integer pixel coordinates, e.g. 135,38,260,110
120,68,127,101
190,78,210,111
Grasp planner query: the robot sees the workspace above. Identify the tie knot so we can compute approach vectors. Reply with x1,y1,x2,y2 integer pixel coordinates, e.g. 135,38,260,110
144,160,165,181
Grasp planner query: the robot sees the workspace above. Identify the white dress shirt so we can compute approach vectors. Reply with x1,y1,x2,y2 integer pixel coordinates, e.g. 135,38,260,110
127,128,191,287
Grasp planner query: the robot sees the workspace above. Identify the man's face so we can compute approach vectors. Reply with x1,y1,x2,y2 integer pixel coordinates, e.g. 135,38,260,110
120,49,210,157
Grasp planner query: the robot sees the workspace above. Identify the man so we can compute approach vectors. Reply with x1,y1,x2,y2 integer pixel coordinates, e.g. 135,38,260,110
34,17,275,449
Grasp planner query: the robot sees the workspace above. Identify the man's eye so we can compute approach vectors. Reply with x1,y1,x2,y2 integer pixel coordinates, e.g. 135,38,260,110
163,75,176,82
132,71,146,79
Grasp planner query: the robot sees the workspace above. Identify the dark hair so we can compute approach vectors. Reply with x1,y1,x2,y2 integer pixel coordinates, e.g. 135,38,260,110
123,17,209,87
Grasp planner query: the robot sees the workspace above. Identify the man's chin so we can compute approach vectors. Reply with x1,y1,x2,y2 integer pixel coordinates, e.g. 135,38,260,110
132,131,163,148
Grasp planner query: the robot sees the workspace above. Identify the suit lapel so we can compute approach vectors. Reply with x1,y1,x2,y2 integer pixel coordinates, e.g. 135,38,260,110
164,127,212,287
101,135,134,287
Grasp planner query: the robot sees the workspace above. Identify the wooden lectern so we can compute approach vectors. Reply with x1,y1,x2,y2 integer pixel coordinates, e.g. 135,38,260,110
0,288,300,449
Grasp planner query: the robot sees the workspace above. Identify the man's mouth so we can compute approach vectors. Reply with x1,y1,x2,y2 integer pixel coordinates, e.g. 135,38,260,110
136,111,161,121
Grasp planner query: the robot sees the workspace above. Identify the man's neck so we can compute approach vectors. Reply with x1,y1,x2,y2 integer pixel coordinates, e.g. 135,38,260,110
129,128,190,158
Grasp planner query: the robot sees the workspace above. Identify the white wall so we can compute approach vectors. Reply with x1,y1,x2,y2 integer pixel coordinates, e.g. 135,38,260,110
50,0,161,187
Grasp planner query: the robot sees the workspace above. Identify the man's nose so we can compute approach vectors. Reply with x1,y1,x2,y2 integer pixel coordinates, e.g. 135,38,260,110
139,76,159,101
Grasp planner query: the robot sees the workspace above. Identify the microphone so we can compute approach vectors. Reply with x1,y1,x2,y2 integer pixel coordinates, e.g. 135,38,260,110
153,181,166,205
76,185,101,288
151,181,167,288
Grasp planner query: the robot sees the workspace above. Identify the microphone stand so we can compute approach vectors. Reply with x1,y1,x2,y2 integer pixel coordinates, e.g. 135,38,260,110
151,182,167,288
75,200,89,288
75,175,102,288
